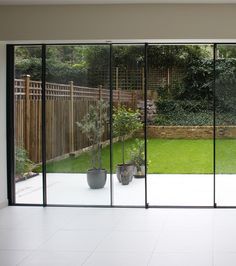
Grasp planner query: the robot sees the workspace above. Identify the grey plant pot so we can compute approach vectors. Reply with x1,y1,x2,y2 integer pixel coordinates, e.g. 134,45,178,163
133,165,145,178
116,164,134,185
87,169,107,189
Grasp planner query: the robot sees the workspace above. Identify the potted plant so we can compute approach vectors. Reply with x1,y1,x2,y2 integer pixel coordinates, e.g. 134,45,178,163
76,100,108,189
130,139,145,178
113,106,143,185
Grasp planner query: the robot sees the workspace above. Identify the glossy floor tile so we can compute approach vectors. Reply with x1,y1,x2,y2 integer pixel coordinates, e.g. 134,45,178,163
0,207,235,265
19,251,90,266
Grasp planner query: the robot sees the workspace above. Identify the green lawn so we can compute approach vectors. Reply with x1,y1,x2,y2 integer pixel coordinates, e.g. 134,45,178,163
41,139,236,174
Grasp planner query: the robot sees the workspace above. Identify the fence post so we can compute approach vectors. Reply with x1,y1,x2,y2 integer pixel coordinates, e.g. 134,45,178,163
167,67,170,93
132,91,135,110
142,67,145,93
118,89,120,106
69,81,74,153
116,67,119,90
23,75,30,153
126,68,128,90
99,85,102,100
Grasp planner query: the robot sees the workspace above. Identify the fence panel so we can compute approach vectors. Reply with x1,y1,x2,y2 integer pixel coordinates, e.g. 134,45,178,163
14,78,137,163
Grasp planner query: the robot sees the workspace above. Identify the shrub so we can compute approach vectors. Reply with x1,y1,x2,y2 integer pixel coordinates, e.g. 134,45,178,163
216,58,236,114
130,139,145,170
15,146,34,176
182,58,213,101
156,99,212,114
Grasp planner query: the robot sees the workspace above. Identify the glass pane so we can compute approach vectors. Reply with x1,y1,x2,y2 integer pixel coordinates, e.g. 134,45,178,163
14,46,43,204
216,44,236,206
45,45,111,205
112,44,145,206
147,44,214,206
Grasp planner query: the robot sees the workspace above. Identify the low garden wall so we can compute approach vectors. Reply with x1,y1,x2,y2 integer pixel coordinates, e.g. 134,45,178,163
143,126,236,139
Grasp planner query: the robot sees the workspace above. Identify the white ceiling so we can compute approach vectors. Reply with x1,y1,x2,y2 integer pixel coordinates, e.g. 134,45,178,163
1,0,236,5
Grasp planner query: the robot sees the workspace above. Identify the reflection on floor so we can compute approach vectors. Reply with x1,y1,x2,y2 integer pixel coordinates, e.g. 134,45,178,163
16,173,236,206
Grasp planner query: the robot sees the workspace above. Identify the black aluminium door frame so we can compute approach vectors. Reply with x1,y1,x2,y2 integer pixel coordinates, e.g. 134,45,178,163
6,41,236,208
41,44,47,206
6,45,15,206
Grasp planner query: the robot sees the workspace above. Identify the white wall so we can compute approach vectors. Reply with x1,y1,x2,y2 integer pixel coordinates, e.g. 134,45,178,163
0,4,236,41
0,42,7,208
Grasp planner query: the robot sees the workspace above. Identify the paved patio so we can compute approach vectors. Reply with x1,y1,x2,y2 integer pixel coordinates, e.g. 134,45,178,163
16,173,236,206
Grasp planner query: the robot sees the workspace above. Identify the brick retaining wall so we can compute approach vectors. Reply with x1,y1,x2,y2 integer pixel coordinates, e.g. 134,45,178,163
139,126,236,139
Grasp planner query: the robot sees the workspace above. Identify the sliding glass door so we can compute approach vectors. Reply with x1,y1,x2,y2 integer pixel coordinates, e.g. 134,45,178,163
215,44,236,206
9,42,236,208
147,44,214,206
45,45,111,205
112,44,145,206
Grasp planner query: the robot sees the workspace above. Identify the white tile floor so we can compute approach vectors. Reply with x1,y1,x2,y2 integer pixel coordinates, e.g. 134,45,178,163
0,206,236,265
16,173,236,206
15,173,214,206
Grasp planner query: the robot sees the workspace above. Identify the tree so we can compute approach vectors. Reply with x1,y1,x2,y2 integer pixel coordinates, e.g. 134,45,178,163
76,100,108,170
113,106,142,165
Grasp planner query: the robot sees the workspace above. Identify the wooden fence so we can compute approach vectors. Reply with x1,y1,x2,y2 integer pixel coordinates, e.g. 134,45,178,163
84,67,184,91
14,76,137,163
113,67,184,91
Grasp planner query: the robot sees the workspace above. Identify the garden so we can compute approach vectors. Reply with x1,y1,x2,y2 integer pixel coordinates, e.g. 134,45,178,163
13,44,236,205
41,139,236,174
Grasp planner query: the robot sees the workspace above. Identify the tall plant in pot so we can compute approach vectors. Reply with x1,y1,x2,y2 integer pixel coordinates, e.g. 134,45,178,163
113,106,143,185
76,100,108,189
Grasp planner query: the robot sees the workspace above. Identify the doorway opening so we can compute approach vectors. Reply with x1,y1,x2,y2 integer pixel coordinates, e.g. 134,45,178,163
7,42,236,208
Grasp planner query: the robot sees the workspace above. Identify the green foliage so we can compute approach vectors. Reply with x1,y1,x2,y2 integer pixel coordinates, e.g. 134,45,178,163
182,58,213,100
153,56,236,126
130,139,145,171
112,46,144,68
215,58,236,114
113,106,142,138
15,45,212,91
154,114,168,125
113,106,143,164
15,45,109,87
15,44,217,113
154,58,213,103
155,111,213,126
76,100,108,170
156,99,212,113
218,45,236,59
155,104,236,126
155,99,214,126
15,146,34,176
148,45,212,69
15,46,42,80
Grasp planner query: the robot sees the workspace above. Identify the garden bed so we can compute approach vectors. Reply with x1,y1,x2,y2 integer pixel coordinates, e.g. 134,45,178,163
15,172,39,183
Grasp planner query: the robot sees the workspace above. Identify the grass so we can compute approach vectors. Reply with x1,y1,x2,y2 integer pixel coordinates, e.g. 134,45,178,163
40,139,236,174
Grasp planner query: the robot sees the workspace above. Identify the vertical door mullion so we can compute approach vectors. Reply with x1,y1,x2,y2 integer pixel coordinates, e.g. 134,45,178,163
109,43,113,206
41,44,47,206
213,43,217,208
7,45,15,205
145,43,148,208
